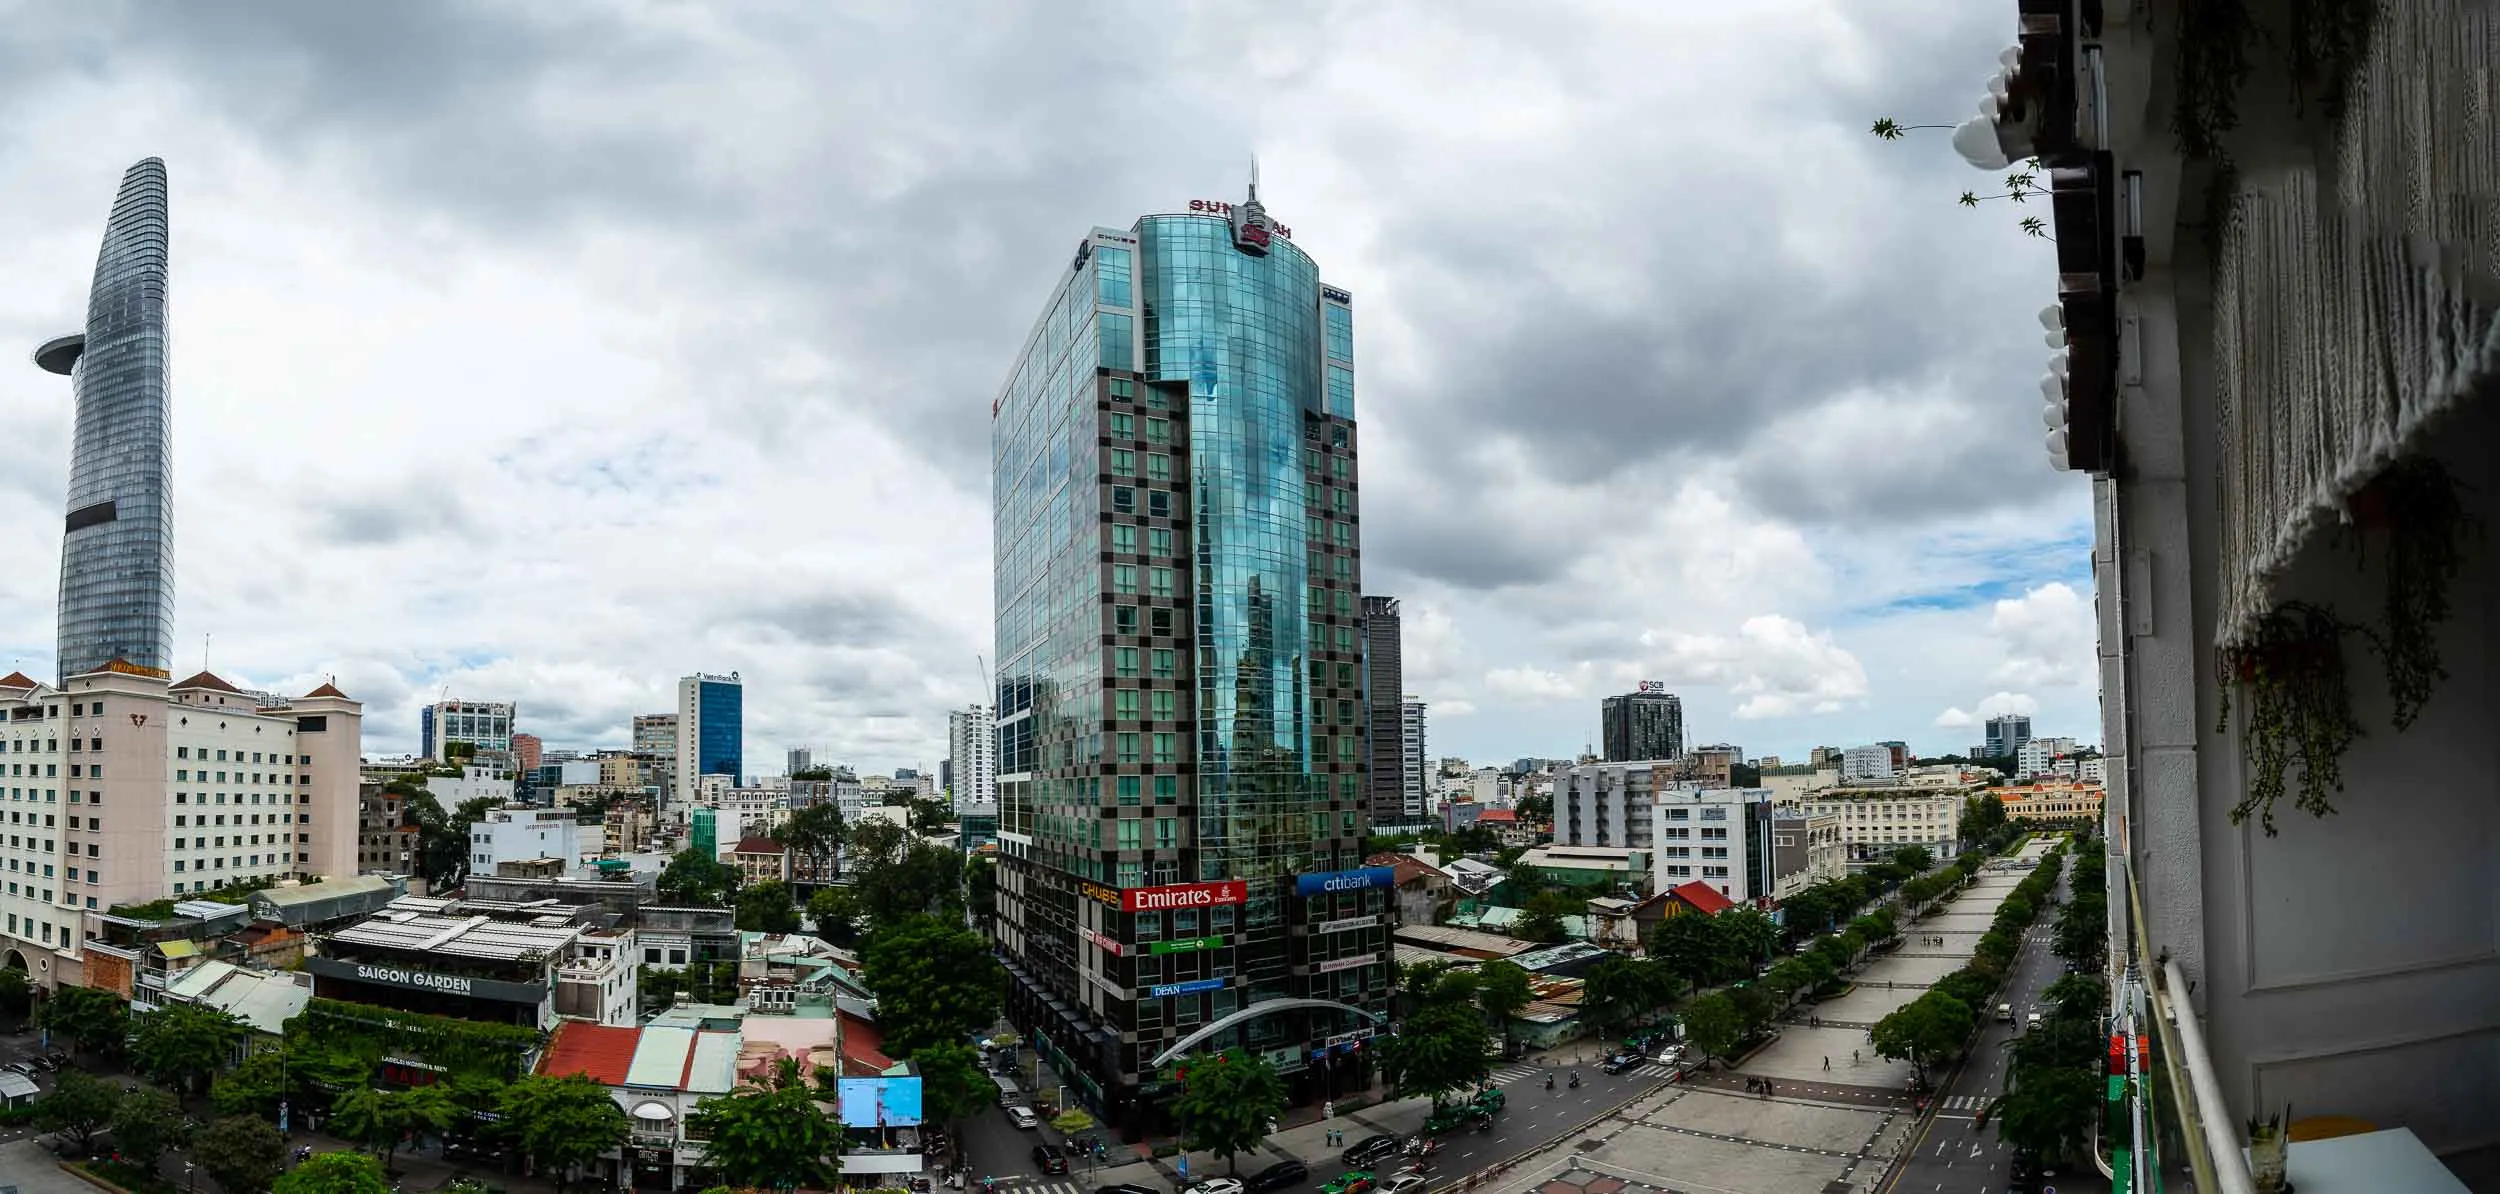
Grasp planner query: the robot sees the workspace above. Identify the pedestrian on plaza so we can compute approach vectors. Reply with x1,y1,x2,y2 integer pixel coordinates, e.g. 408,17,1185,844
1853,1050,1860,1064
1822,1057,1830,1071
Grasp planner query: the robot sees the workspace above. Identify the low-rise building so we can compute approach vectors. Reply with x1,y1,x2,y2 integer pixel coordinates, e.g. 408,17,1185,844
357,781,420,878
1648,788,1775,904
161,959,310,1045
247,874,405,930
729,836,789,886
1839,745,1897,783
470,807,583,872
1770,809,1845,899
1996,781,2105,824
536,1021,743,1192
1364,852,1454,928
1512,845,1648,893
312,898,587,1028
1794,783,1968,867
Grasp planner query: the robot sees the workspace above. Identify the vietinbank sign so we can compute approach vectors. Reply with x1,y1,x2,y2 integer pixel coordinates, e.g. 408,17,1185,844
1123,880,1248,913
1294,867,1396,898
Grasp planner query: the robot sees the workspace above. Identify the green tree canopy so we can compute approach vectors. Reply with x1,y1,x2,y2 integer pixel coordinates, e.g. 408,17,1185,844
274,1151,391,1194
1169,1049,1288,1175
1993,1064,2099,1163
1871,991,1975,1085
332,1084,459,1170
907,797,956,835
1892,844,1936,873
859,914,1003,1057
912,1042,992,1132
131,1001,249,1093
1474,960,1534,1049
684,1082,845,1190
1579,955,1673,1039
498,1074,631,1194
0,965,31,1019
1714,907,1781,979
845,820,969,930
196,1116,288,1194
1379,998,1491,1107
35,1067,119,1148
1646,912,1723,989
110,1086,192,1170
771,802,848,880
734,879,803,933
1678,991,1743,1062
657,848,742,907
35,984,129,1056
806,885,865,948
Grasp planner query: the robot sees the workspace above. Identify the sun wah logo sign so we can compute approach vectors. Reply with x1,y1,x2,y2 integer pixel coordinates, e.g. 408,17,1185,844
1188,199,1290,253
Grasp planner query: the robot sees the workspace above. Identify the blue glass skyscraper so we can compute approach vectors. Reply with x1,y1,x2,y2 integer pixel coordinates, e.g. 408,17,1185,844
988,184,1387,1136
35,158,175,682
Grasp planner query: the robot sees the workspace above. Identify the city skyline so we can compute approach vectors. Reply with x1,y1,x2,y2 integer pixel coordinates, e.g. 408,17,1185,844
0,5,2094,774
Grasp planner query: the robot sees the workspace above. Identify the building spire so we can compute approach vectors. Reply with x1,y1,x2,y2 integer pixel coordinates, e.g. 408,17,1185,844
1248,155,1260,203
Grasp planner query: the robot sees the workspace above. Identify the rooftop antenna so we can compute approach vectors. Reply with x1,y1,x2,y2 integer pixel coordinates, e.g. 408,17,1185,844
1248,155,1260,202
202,632,211,675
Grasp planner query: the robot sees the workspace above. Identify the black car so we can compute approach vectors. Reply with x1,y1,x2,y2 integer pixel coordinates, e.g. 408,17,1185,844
1342,1134,1401,1169
1033,1144,1070,1175
1247,1159,1309,1192
1601,1052,1642,1075
1097,1185,1161,1194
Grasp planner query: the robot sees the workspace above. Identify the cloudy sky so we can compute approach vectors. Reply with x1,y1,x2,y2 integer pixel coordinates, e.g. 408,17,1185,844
0,1,2096,772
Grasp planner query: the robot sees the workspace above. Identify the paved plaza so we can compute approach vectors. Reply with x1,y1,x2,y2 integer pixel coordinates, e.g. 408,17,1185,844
1645,1087,1895,1155
1850,954,1968,987
1808,981,1925,1024
1737,1023,1916,1090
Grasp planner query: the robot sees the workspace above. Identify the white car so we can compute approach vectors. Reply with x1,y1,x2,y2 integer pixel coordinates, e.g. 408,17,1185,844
1188,1180,1246,1194
1378,1175,1430,1194
1005,1105,1040,1129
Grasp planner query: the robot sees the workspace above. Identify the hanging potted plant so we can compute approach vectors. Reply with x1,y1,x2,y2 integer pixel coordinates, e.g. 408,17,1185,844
2248,1106,2292,1192
2345,456,2478,730
2216,603,2362,834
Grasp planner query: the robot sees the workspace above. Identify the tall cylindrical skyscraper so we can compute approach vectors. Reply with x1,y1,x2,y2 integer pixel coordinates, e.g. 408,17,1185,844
36,158,175,682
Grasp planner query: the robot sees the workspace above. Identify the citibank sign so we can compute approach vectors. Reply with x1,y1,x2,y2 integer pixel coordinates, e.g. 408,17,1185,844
1123,880,1248,913
1293,867,1396,898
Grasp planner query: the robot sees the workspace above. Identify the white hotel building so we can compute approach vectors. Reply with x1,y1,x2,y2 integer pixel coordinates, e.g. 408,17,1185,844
0,666,365,989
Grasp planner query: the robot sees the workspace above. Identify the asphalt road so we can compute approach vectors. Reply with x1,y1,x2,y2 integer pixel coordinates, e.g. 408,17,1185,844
1884,869,2106,1194
960,1055,1683,1194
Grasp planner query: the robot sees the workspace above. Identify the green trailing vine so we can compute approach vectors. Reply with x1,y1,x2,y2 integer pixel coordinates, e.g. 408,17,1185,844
2216,602,2363,835
2172,0,2256,161
2346,456,2479,730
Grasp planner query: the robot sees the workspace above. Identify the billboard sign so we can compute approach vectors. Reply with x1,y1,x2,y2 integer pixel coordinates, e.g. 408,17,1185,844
1149,977,1226,998
1123,880,1247,913
1080,882,1120,907
306,955,545,1004
1148,935,1223,955
1637,680,1668,694
1314,915,1378,935
836,1077,923,1128
1293,867,1395,898
1314,955,1375,975
1083,928,1124,956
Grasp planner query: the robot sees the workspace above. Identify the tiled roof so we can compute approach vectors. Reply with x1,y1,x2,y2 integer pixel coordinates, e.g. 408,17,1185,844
1667,880,1737,915
1476,808,1519,822
731,836,786,855
538,1021,640,1085
839,1009,894,1075
302,682,350,699
1365,852,1448,885
0,671,37,689
172,670,242,693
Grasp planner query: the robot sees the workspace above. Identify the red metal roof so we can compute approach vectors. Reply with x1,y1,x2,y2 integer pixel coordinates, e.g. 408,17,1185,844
839,1010,893,1075
171,671,242,694
302,682,350,699
1476,808,1519,822
1667,880,1737,916
732,836,786,855
0,671,36,689
537,1021,641,1084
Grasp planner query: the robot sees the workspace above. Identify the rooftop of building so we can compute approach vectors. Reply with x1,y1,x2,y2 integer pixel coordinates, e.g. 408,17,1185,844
164,960,310,1035
1665,880,1737,915
1391,923,1539,959
253,874,399,908
537,1021,742,1094
731,836,785,855
327,909,582,962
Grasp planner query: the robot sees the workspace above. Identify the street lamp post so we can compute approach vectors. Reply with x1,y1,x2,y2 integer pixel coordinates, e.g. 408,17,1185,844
185,1163,197,1194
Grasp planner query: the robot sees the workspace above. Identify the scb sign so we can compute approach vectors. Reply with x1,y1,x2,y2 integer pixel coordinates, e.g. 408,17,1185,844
1293,867,1395,898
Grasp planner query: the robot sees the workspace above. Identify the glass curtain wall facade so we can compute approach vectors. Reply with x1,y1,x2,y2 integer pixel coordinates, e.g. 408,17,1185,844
1601,691,1686,763
1362,596,1408,825
39,158,175,682
990,198,1388,1141
696,680,743,783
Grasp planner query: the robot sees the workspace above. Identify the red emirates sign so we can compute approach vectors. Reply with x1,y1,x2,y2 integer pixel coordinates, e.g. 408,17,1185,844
1122,880,1248,913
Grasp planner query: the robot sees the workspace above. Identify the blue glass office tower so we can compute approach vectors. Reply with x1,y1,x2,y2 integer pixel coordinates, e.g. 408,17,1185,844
989,185,1388,1137
673,672,744,807
34,158,175,682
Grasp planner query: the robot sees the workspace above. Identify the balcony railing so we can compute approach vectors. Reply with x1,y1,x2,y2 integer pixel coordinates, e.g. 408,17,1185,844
2119,843,2256,1194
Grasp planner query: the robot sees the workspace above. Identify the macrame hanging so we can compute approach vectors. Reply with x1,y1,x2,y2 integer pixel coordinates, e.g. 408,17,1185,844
2211,0,2500,650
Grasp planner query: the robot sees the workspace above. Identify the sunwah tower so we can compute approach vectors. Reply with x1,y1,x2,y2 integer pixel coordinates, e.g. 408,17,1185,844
988,181,1391,1137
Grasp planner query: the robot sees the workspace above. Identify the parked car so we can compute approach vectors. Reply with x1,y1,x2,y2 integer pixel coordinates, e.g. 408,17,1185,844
1601,1052,1642,1075
1186,1179,1243,1194
1247,1159,1309,1192
1033,1144,1070,1175
1342,1134,1401,1169
1005,1105,1041,1130
2,1061,35,1077
1321,1174,1375,1194
1377,1176,1429,1194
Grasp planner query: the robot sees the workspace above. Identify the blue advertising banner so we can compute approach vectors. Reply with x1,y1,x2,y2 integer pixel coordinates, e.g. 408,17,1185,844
836,1077,924,1127
1150,977,1226,998
1293,866,1396,898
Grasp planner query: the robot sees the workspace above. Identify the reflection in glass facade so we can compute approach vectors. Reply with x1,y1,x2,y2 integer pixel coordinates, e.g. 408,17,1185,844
989,193,1385,1136
38,159,175,681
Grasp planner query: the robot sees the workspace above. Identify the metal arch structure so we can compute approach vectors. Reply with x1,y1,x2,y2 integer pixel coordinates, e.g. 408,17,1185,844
1147,997,1386,1068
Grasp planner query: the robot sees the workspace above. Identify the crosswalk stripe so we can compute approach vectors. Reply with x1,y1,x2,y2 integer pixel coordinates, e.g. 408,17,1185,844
1488,1064,1540,1083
